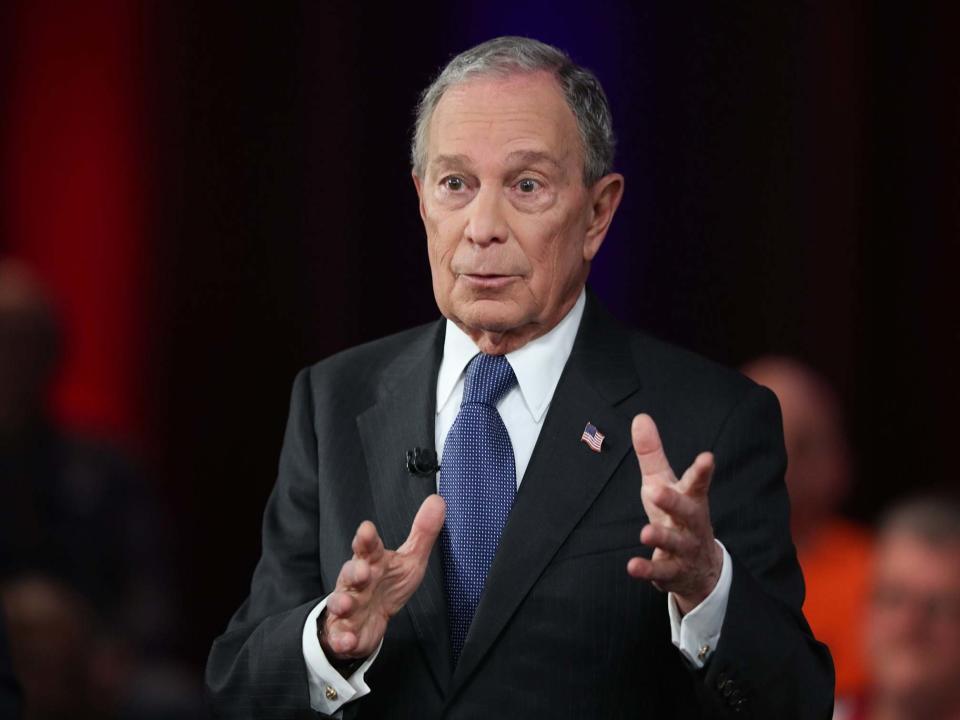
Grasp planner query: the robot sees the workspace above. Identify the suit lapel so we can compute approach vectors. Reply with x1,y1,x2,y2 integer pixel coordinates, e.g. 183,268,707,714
449,290,643,696
356,319,454,694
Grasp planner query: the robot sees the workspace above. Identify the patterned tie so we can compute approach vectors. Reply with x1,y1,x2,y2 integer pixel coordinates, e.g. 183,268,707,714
439,352,518,660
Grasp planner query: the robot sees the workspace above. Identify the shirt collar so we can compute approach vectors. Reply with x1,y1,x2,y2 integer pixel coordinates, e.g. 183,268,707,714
436,287,586,422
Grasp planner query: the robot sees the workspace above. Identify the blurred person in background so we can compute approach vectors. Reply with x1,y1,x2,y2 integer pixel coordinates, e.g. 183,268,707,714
1,575,103,719
839,497,960,720
0,259,165,639
0,259,199,718
744,355,872,699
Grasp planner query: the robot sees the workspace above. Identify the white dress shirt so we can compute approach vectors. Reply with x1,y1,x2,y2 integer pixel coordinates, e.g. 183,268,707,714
302,287,733,715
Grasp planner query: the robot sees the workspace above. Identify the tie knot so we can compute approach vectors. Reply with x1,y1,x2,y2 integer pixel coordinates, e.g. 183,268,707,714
462,353,517,407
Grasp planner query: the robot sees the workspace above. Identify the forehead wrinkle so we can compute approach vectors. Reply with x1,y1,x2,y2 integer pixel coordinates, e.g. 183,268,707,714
433,132,572,167
428,97,581,180
437,110,566,140
433,97,568,134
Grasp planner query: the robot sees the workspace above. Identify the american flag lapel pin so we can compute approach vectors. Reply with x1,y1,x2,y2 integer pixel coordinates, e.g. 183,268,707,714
580,422,605,453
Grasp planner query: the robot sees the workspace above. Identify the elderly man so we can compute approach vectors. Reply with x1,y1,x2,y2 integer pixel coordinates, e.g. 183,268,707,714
206,36,833,718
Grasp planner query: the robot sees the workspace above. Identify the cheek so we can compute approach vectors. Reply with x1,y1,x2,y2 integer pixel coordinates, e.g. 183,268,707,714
512,207,557,247
425,212,463,268
516,220,582,284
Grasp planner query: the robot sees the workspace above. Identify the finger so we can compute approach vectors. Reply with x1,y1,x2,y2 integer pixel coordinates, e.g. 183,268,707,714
641,483,701,528
326,627,358,655
352,520,385,562
326,590,356,618
640,523,696,557
400,494,446,561
678,452,715,496
337,558,371,591
632,414,676,484
626,554,682,583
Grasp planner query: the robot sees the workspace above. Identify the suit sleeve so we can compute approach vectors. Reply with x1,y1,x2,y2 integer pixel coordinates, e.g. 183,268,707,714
692,383,835,719
205,367,331,719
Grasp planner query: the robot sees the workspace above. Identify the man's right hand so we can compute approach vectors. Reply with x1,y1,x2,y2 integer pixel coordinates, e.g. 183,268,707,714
320,494,446,662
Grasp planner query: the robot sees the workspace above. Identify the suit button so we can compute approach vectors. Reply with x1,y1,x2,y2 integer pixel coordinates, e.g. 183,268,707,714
325,685,338,701
723,684,735,698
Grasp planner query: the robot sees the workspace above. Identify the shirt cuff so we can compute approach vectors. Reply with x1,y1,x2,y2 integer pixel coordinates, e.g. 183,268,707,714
302,596,384,715
667,538,732,669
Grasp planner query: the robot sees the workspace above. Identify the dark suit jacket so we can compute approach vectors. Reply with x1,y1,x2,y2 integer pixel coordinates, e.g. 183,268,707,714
206,290,834,719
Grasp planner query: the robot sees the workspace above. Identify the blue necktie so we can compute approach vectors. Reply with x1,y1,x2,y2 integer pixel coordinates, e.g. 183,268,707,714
439,352,518,660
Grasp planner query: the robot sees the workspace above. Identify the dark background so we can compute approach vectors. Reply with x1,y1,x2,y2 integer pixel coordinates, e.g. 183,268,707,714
1,1,957,672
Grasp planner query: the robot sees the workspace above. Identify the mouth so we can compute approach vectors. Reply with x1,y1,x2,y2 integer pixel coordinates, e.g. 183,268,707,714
458,273,518,289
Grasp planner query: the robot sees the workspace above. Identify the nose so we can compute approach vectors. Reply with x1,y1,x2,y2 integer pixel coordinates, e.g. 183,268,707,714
464,184,509,247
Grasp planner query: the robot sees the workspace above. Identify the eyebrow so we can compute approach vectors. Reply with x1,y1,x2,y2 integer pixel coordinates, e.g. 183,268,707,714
430,154,473,172
504,150,563,170
429,150,565,174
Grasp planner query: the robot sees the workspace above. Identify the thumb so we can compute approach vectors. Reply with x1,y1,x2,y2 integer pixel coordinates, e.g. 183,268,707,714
632,414,676,484
402,494,446,561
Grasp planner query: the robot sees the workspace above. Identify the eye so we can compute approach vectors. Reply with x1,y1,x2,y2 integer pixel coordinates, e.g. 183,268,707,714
441,175,466,191
516,178,541,193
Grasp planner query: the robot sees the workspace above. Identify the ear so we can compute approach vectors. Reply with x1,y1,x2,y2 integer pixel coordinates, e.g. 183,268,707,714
412,170,427,224
582,172,625,262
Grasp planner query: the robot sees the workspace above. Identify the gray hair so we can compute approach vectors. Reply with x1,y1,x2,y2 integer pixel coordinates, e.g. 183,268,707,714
410,36,616,186
880,495,960,545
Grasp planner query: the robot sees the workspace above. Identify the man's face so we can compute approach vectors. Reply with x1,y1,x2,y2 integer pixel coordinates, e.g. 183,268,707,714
867,532,960,709
412,70,622,353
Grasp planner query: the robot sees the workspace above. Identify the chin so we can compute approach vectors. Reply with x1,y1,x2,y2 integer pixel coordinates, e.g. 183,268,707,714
456,299,528,335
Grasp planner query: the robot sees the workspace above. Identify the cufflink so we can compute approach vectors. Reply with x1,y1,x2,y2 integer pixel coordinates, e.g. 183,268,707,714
325,685,338,701
697,644,710,661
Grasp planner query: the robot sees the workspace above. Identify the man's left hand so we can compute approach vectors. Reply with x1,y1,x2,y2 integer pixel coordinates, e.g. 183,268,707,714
626,413,724,615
